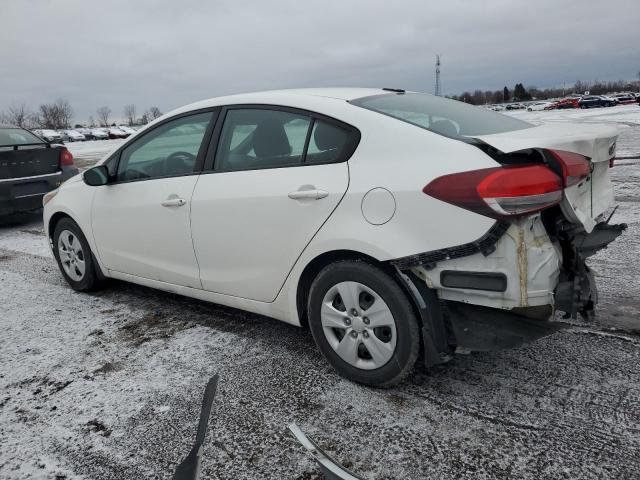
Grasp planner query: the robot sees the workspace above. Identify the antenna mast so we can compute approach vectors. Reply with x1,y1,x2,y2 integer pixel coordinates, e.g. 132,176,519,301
435,55,441,96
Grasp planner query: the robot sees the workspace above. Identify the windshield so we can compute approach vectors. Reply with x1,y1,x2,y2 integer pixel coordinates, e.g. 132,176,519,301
351,92,532,139
0,127,45,147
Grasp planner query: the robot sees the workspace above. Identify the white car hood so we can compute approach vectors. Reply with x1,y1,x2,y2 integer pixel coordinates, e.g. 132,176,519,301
473,123,618,160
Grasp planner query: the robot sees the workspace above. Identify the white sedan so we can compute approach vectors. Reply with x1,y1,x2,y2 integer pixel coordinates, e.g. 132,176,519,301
527,102,553,111
62,129,86,142
43,88,624,386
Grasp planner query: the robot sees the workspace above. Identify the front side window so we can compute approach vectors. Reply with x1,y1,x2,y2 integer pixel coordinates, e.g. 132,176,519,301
215,109,311,171
116,112,213,182
351,93,532,139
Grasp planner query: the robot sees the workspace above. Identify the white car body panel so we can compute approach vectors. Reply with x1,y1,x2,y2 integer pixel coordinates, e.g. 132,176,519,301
43,88,619,330
91,176,202,287
191,163,349,302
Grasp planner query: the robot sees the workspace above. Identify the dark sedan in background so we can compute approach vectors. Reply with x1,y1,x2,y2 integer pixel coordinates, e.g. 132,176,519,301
0,125,78,215
578,96,616,108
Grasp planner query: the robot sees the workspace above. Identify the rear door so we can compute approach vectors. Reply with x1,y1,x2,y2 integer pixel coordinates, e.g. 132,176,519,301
190,106,358,302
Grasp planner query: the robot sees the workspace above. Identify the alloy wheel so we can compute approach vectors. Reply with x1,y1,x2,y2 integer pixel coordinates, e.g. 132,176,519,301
57,229,86,281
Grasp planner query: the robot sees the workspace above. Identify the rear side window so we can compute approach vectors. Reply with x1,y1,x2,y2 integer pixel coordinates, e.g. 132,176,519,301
306,120,350,164
351,93,532,139
215,109,310,171
213,109,360,172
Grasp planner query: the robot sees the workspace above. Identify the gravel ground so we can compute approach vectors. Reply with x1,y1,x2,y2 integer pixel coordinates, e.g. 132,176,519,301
1,107,640,479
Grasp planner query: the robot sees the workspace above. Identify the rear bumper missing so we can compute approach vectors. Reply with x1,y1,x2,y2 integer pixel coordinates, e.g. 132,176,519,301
402,216,561,311
391,214,625,358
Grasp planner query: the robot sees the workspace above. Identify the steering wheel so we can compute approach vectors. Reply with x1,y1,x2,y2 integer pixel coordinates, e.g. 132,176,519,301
164,151,197,175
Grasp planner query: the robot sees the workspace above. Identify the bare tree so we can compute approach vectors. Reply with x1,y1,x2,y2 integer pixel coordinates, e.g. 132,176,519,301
123,104,137,126
34,98,73,129
96,106,111,127
149,106,162,120
55,98,73,128
4,103,32,127
88,116,95,127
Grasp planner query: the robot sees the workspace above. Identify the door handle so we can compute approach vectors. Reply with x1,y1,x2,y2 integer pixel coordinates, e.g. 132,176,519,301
161,198,187,207
288,189,329,200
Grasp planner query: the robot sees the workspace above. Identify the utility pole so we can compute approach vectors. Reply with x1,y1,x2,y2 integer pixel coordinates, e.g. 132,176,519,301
435,55,441,96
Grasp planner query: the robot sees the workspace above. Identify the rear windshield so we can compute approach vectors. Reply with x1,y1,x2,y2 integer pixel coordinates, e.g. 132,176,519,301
0,128,45,147
351,93,532,139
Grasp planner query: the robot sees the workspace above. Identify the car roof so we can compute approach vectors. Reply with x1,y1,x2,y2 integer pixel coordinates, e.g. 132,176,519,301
171,87,392,113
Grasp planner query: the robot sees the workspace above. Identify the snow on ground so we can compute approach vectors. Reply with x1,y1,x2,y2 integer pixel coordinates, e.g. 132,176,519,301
65,139,125,170
1,106,640,480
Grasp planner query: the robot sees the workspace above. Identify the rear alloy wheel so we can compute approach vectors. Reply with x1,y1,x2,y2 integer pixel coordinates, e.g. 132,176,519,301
53,218,102,291
308,261,419,387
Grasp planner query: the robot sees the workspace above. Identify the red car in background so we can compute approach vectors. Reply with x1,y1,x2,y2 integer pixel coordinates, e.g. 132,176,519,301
548,98,580,110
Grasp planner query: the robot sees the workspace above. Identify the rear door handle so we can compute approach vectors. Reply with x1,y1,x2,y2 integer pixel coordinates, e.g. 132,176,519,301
161,198,187,207
288,189,329,200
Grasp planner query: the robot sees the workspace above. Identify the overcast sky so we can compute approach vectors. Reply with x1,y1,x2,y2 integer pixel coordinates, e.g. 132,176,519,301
1,0,638,122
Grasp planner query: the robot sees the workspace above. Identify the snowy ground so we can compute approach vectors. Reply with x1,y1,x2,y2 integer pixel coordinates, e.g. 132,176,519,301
1,106,640,480
65,139,124,170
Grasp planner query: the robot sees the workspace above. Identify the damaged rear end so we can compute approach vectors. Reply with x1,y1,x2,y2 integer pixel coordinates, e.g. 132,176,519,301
393,122,625,357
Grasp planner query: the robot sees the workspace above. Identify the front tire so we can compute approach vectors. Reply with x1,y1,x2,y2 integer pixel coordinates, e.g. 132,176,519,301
53,218,102,291
307,260,420,387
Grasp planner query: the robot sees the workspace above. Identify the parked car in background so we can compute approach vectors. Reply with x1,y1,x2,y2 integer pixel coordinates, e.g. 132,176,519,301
549,98,579,109
578,96,616,108
107,127,127,139
1,125,78,215
34,129,63,143
90,128,109,140
116,125,136,136
610,93,636,105
62,129,86,142
527,102,553,111
76,128,94,139
44,88,624,386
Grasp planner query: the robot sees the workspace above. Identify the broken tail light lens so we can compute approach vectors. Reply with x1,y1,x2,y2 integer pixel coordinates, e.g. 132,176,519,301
547,149,591,186
60,147,74,166
423,164,563,219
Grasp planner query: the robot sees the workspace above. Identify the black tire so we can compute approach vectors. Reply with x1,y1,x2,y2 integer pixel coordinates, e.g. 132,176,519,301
307,260,420,387
52,217,102,291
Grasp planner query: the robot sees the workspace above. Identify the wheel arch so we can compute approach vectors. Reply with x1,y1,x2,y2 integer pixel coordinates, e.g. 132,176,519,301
48,211,74,242
47,209,107,281
295,249,418,330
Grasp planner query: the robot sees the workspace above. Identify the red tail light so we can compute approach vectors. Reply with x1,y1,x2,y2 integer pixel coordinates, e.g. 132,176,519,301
547,149,590,186
60,147,74,166
423,165,563,219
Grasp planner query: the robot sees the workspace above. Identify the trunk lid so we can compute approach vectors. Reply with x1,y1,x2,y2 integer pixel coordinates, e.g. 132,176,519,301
0,145,61,180
474,123,617,232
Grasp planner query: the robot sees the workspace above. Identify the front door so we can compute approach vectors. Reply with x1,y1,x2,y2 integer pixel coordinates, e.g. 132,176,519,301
92,111,216,287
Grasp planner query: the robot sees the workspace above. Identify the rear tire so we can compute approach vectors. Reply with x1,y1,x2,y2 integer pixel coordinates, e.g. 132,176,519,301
53,218,102,291
307,260,420,387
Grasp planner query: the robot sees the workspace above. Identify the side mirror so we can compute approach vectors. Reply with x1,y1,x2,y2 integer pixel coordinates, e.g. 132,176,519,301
83,165,110,186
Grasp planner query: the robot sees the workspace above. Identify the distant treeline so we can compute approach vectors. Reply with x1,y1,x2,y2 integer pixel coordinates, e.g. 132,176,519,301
449,79,640,105
0,100,163,130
